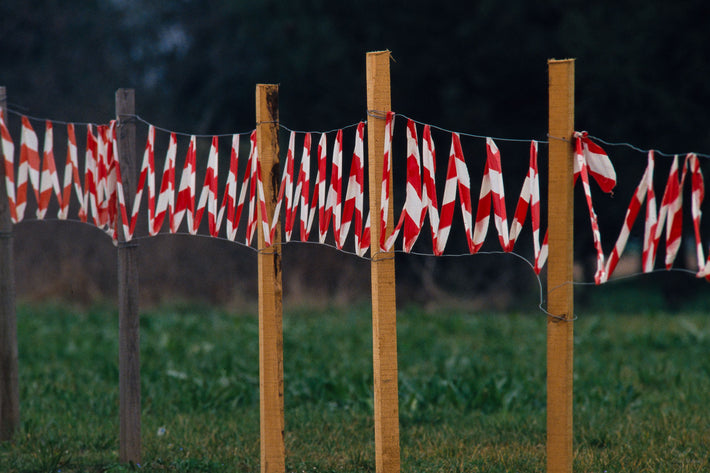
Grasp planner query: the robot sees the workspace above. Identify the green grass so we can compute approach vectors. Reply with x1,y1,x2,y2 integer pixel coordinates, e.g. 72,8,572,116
1,301,709,472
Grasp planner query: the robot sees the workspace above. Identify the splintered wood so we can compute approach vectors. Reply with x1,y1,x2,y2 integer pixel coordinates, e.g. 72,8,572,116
256,84,285,473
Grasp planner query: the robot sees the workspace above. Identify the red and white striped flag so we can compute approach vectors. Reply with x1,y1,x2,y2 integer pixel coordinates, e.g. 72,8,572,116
233,131,256,243
0,110,17,223
16,116,41,222
294,132,314,241
173,135,197,233
271,131,295,243
193,136,219,236
280,132,296,242
59,123,82,220
341,123,368,255
256,151,271,246
659,156,685,270
97,125,114,229
315,133,330,244
130,124,155,236
113,122,131,243
575,134,607,283
83,125,99,225
218,134,240,241
245,130,259,245
37,121,62,219
154,132,177,234
327,130,343,247
382,118,423,252
687,154,709,278
574,131,616,193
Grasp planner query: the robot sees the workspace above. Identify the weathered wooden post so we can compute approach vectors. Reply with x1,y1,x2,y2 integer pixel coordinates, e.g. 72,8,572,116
0,87,20,442
116,88,141,464
366,50,401,473
256,83,285,473
546,59,575,473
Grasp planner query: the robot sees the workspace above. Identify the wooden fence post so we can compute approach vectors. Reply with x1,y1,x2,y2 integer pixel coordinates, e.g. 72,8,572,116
366,50,400,473
116,89,141,464
0,86,20,441
546,59,575,473
256,84,285,473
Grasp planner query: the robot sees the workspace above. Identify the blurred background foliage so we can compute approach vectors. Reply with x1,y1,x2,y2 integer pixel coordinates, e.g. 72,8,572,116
2,0,710,310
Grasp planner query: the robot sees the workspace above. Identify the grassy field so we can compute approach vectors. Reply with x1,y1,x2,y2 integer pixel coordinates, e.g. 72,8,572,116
1,299,709,472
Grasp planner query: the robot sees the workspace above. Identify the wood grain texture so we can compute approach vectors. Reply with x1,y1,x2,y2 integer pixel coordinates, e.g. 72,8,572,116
546,59,575,473
256,84,285,473
366,51,401,473
116,89,141,464
0,86,19,441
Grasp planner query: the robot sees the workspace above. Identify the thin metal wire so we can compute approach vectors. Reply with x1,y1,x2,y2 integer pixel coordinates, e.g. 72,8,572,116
116,114,138,124
398,113,549,144
278,121,362,135
588,135,710,160
6,107,107,127
546,134,571,143
8,105,710,160
367,109,389,120
132,114,253,138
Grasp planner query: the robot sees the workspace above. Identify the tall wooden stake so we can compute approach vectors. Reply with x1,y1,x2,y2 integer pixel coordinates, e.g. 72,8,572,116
256,84,285,473
546,59,575,473
116,89,141,464
0,86,20,441
366,50,400,473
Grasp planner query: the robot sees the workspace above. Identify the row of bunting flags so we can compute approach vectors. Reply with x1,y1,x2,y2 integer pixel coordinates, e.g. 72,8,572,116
1,110,709,282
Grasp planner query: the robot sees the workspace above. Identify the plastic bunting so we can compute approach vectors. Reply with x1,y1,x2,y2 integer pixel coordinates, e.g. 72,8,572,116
326,130,343,246
233,131,257,244
37,121,62,219
245,131,259,245
316,132,329,244
17,116,41,222
217,134,239,241
131,124,155,237
0,110,17,223
96,124,114,230
82,125,98,226
255,140,271,246
341,122,370,256
173,135,196,234
378,113,546,271
153,132,177,235
294,132,315,241
193,136,219,237
5,112,710,282
270,132,293,243
381,115,423,253
60,123,82,220
598,151,708,281
113,121,130,242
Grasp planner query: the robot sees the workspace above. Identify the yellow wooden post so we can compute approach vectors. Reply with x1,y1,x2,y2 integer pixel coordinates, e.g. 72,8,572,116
256,84,285,473
546,59,575,473
366,50,400,473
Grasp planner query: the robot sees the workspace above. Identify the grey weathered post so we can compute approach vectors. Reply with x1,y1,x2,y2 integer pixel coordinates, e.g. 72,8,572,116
0,87,20,441
115,89,141,463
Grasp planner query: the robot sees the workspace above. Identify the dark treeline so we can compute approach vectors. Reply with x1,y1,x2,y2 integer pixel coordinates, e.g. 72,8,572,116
2,0,709,309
